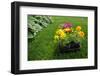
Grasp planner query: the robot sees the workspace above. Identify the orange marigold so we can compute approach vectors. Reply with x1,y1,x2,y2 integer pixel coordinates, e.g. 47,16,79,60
76,26,81,31
78,31,85,37
64,28,72,32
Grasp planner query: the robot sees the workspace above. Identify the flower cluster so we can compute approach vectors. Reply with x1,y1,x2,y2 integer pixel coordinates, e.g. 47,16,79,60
76,26,85,37
54,29,66,40
54,23,85,43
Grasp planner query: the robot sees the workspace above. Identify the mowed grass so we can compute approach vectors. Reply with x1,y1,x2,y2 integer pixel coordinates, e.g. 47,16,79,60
28,16,88,61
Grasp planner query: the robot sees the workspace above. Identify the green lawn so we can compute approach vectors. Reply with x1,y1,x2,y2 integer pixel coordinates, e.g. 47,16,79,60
28,16,88,61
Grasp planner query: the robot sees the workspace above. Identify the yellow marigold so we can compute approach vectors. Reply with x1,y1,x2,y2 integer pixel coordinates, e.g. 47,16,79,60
54,35,59,40
59,32,66,39
55,29,66,39
64,28,72,32
56,29,64,36
78,31,85,37
76,26,81,31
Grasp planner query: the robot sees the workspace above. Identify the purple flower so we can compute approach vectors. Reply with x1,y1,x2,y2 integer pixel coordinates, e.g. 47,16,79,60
63,23,72,28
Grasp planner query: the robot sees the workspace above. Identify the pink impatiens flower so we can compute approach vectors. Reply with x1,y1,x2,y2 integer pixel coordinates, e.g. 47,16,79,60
63,22,72,28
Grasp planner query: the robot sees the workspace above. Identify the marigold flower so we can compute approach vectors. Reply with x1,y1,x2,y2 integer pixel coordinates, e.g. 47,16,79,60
55,29,66,39
56,29,64,36
64,28,72,32
59,32,66,39
76,26,81,31
78,31,85,37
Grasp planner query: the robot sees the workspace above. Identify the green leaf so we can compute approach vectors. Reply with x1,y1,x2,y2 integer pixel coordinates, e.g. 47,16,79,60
28,15,52,38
